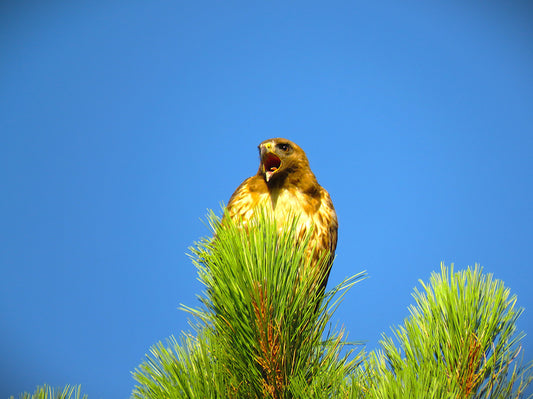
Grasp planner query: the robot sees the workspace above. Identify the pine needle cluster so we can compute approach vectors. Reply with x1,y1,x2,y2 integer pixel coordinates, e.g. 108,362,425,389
356,264,533,398
9,385,87,399
132,209,365,398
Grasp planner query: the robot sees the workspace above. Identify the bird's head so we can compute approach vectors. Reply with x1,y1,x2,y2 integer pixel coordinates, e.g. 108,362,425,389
257,138,310,183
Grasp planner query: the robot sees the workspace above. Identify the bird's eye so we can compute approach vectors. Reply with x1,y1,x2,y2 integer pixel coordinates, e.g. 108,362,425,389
277,143,291,152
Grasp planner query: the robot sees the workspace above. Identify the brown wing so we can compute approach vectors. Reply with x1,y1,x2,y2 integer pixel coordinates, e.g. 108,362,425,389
226,175,267,223
321,187,338,257
310,186,338,291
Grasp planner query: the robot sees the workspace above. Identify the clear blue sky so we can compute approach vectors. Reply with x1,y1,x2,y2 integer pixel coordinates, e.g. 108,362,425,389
1,1,532,398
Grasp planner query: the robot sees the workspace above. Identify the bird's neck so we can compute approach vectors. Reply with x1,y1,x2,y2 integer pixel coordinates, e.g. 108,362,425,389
265,168,319,194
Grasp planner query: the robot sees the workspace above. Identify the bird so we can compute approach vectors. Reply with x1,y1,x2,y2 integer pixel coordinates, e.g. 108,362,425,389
226,137,338,291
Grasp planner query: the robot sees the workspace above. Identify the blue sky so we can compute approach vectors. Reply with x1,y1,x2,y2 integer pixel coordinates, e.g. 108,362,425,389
1,1,532,397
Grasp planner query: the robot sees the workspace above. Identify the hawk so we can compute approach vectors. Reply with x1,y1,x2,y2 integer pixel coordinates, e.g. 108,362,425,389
226,138,338,291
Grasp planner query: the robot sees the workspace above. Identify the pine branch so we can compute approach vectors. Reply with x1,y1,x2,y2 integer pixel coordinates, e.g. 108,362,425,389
131,212,532,398
359,263,533,399
132,208,366,398
9,385,87,399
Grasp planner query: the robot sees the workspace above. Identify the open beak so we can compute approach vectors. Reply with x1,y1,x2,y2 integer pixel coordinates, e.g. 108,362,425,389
261,151,281,182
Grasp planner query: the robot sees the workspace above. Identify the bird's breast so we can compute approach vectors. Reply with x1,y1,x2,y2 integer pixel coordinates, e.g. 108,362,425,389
255,188,326,237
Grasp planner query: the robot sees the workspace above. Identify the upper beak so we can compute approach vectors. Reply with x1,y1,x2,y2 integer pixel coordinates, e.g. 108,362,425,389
260,142,273,157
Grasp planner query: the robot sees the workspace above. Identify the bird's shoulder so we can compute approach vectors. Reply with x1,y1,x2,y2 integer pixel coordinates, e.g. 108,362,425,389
226,175,269,219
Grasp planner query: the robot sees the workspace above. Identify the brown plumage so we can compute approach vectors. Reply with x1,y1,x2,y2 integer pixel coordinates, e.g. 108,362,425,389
226,138,338,290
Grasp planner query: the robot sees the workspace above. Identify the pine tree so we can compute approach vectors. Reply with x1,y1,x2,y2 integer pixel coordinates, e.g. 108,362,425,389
131,210,533,398
132,210,366,398
12,210,533,398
